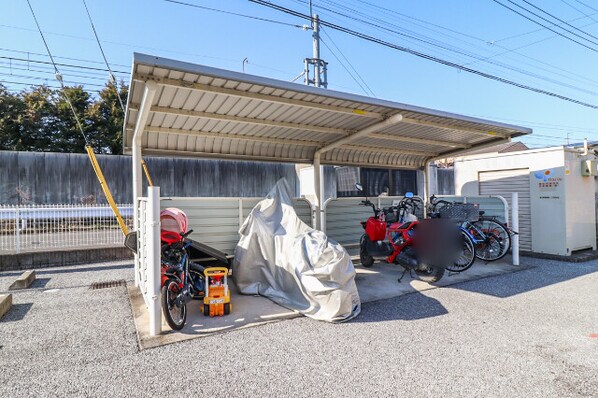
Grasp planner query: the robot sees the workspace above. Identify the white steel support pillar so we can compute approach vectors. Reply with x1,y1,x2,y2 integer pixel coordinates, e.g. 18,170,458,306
511,192,520,266
132,81,157,286
423,160,432,217
313,153,324,230
147,186,161,336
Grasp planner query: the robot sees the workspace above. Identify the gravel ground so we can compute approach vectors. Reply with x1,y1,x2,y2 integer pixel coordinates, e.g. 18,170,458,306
0,257,597,397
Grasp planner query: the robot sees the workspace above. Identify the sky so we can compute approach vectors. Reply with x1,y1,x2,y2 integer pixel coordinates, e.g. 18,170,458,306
2,0,598,149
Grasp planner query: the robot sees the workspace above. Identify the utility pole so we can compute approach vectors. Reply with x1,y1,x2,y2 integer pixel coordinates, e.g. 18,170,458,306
304,3,328,230
304,7,328,88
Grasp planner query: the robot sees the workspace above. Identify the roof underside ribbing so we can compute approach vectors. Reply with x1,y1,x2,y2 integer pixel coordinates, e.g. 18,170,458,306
124,53,531,169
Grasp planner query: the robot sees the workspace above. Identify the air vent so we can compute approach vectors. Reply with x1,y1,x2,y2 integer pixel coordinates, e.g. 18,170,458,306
90,280,126,290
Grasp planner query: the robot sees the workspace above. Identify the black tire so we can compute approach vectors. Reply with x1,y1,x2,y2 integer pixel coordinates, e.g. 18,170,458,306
203,304,210,316
359,234,375,268
470,218,511,261
415,265,445,283
224,303,231,315
161,278,186,331
446,231,476,273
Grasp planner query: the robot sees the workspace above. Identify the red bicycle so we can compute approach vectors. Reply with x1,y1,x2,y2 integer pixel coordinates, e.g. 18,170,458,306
160,229,207,330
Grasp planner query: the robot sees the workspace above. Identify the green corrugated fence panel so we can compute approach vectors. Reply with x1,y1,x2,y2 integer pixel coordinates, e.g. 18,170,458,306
160,197,313,254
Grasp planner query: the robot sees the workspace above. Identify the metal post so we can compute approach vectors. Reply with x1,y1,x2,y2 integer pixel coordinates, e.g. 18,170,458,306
15,207,20,254
132,81,157,287
511,192,520,266
423,161,431,218
313,154,323,231
147,186,161,336
313,14,321,88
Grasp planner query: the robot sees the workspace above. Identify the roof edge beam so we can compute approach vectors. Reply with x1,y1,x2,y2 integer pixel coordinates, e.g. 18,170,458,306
402,117,508,138
141,105,349,136
315,113,404,156
425,137,511,164
133,73,383,119
367,133,470,149
340,144,436,157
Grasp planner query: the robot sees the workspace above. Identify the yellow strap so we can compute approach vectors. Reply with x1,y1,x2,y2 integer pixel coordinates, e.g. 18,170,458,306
141,159,153,186
85,145,129,236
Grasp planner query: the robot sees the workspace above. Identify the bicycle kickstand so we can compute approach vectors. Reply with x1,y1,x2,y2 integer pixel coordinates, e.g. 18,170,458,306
397,269,414,283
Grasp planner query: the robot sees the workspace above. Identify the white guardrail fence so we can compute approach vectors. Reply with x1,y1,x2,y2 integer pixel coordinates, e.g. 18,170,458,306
323,195,511,248
0,204,133,254
323,196,424,247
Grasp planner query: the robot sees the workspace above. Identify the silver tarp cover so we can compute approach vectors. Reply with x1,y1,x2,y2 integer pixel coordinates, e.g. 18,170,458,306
233,179,361,322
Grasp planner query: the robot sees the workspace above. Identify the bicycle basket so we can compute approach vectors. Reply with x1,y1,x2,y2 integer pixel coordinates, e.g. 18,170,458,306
438,203,479,222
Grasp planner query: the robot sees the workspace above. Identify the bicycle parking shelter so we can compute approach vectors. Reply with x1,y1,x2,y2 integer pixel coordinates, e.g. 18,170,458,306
124,53,531,335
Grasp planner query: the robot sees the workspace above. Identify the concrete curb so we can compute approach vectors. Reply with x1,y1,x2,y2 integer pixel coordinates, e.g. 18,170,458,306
0,247,133,271
0,293,12,320
9,271,36,290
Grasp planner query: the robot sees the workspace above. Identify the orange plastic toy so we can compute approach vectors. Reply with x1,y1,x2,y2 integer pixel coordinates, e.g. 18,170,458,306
203,267,231,317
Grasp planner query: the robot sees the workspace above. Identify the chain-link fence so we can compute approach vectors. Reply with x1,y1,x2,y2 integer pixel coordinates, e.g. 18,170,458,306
0,204,133,254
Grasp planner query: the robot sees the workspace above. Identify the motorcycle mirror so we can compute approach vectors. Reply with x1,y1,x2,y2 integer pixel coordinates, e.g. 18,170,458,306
405,192,414,198
355,183,363,191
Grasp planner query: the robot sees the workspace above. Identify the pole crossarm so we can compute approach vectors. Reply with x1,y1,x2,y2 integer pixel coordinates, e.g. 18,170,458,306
133,74,383,119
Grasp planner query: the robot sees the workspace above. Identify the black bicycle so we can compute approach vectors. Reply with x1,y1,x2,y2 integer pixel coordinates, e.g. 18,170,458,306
429,195,513,263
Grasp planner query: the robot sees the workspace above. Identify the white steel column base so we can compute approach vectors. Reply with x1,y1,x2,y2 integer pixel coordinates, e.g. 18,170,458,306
511,192,520,266
147,186,161,336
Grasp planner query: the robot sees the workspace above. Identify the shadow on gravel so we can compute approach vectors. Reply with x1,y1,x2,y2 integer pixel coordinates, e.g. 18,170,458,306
2,303,33,322
449,260,598,298
351,291,448,323
0,263,133,278
30,278,51,289
37,263,133,275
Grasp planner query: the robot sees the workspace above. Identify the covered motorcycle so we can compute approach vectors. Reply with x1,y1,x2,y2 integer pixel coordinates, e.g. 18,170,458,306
233,179,361,322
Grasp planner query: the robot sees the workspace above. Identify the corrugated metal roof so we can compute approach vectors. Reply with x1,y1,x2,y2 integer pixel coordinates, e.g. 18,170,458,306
124,53,531,169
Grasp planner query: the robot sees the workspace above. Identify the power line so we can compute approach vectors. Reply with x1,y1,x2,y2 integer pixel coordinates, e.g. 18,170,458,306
491,0,598,53
0,55,129,74
81,0,126,112
25,0,90,145
0,71,106,87
319,36,368,96
571,0,598,14
251,1,598,110
0,46,130,68
559,0,598,22
297,0,598,97
163,0,306,28
0,63,120,82
519,0,598,42
0,80,102,93
320,27,375,96
321,0,598,91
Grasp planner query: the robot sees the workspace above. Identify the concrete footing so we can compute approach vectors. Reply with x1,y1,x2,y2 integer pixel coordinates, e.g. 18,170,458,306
0,294,12,320
9,270,36,290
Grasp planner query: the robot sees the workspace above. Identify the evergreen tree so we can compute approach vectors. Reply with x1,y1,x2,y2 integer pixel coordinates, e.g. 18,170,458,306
0,81,127,154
